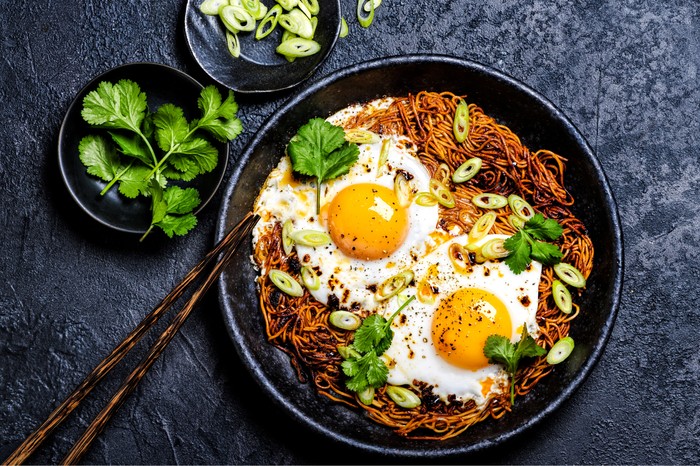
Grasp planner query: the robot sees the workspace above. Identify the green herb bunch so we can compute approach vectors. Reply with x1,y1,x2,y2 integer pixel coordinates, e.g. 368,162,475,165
79,79,242,240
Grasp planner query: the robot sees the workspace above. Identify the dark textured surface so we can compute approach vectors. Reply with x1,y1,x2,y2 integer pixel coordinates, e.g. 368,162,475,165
0,0,698,464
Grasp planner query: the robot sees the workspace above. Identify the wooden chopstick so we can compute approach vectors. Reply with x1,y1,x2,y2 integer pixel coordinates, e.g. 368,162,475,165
3,212,259,465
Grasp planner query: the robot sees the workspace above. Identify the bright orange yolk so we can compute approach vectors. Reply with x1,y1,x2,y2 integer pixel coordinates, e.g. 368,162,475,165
327,183,409,260
431,288,512,370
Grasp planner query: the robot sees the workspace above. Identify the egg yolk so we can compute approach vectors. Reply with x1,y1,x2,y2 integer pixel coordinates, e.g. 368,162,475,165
431,288,512,371
327,183,409,260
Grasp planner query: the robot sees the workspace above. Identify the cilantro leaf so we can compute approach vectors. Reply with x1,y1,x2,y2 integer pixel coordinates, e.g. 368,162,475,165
162,186,200,215
117,165,153,199
156,213,198,238
168,138,218,175
78,135,121,182
194,86,243,142
287,118,360,213
484,327,546,404
353,314,388,353
81,80,147,131
503,212,564,274
108,131,153,166
153,103,189,152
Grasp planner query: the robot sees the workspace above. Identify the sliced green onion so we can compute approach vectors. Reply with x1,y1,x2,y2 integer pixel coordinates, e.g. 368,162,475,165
300,265,320,291
269,269,304,297
508,213,525,230
357,0,374,28
363,0,382,12
434,163,451,185
344,128,380,144
472,193,508,209
220,6,256,32
508,194,535,220
553,263,586,288
467,211,496,243
552,279,573,314
394,173,412,207
337,345,361,359
225,31,241,58
429,179,455,208
256,4,282,39
547,337,575,364
279,8,314,39
358,386,375,405
200,0,229,15
299,0,320,15
276,0,298,10
276,37,320,57
417,280,436,304
415,192,438,207
377,138,391,175
329,310,361,330
229,0,243,6
481,237,509,260
339,17,349,38
386,386,421,409
376,270,414,301
452,157,482,183
280,30,297,62
242,0,263,18
289,229,331,246
448,243,472,272
453,99,470,143
309,15,318,38
282,219,295,255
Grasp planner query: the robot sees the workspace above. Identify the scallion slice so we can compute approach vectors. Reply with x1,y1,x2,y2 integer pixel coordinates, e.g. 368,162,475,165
376,271,414,301
434,163,451,185
344,128,380,144
414,192,438,207
242,0,263,18
448,243,472,273
225,31,241,58
394,173,412,207
481,237,509,260
339,17,349,38
299,0,320,15
547,337,575,364
452,157,482,183
472,192,508,209
300,265,320,291
453,99,470,143
553,263,586,288
363,0,382,12
429,178,455,208
468,211,496,243
507,213,525,230
200,0,229,15
358,386,375,405
276,0,298,10
377,138,391,175
256,4,282,40
552,279,573,314
356,0,374,28
289,229,331,246
386,386,421,409
281,219,295,255
276,37,320,57
279,8,314,39
508,194,535,220
220,5,256,32
329,310,361,330
269,269,304,297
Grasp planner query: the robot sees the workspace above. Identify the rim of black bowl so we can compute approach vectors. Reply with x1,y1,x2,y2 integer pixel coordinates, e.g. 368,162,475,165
58,62,229,235
216,54,624,457
184,0,341,94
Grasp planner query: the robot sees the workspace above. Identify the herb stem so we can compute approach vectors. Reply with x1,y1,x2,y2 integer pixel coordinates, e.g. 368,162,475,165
143,123,203,180
100,162,134,196
384,295,416,332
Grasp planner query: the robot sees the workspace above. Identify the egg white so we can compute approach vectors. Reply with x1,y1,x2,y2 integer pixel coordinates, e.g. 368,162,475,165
381,234,542,405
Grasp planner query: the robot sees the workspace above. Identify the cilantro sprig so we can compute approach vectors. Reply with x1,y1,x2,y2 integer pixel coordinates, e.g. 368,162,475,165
79,79,242,240
483,327,547,405
287,118,360,214
503,213,564,274
340,296,416,393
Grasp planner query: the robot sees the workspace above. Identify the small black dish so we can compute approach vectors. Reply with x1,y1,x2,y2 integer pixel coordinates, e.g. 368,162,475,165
58,62,229,235
184,0,341,94
216,55,624,458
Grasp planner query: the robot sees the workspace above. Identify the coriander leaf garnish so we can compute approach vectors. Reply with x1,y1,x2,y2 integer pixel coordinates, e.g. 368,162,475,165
287,118,360,214
340,296,415,394
483,326,547,405
79,80,242,240
503,213,564,274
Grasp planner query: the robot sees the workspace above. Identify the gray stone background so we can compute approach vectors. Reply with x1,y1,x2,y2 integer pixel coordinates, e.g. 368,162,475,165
1,0,698,464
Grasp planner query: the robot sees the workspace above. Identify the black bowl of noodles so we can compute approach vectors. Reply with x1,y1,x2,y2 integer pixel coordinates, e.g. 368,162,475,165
216,54,623,458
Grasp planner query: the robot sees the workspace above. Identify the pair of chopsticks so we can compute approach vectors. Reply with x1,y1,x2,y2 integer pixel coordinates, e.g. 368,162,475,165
3,212,259,465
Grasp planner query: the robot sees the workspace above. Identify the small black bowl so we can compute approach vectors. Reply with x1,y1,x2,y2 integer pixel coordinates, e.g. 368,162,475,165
58,62,229,235
184,0,341,94
216,55,623,458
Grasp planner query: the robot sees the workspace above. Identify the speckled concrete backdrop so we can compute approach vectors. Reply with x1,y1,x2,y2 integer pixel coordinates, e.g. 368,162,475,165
1,0,698,464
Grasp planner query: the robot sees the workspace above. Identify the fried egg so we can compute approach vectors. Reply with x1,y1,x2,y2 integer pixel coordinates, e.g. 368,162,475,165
253,120,440,312
382,234,542,405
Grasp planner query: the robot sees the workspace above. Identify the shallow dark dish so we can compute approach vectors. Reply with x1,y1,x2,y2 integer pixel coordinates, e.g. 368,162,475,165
58,62,229,235
184,0,341,94
216,54,623,458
